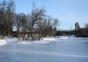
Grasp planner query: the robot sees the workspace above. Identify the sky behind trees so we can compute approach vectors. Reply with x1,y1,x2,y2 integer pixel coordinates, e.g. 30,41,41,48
0,0,88,30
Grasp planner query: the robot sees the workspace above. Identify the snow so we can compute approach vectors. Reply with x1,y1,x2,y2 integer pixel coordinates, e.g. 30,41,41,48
18,41,30,45
0,36,82,46
0,39,7,46
42,37,55,41
17,37,56,45
0,38,18,46
35,41,50,44
5,38,18,42
27,51,88,58
59,36,69,39
0,36,71,45
18,41,31,45
37,37,56,44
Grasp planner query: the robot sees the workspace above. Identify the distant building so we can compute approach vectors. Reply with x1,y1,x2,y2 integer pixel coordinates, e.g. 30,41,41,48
75,22,80,30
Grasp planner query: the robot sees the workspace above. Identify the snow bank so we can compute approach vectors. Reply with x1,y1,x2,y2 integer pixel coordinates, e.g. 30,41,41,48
35,41,50,44
42,37,55,41
18,40,31,45
0,37,56,45
18,41,31,45
0,39,7,46
5,38,18,43
35,37,56,44
59,36,69,39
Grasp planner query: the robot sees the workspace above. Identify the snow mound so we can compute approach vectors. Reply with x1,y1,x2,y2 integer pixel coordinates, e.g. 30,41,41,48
0,39,7,46
59,36,69,39
35,41,50,44
6,38,18,43
35,38,56,44
18,41,31,45
42,38,55,41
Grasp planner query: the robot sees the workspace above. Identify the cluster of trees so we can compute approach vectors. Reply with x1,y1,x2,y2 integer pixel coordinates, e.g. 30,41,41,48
0,0,15,37
0,0,58,40
56,30,72,36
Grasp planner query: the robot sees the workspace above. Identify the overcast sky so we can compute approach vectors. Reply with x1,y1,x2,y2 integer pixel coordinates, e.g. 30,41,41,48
1,0,88,30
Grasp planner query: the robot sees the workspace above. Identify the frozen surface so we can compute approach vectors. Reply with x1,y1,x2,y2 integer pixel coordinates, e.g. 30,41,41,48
0,37,88,62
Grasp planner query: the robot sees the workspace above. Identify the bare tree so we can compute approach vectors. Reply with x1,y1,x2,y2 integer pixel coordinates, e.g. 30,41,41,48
0,1,59,40
6,0,15,37
0,0,7,37
39,16,59,37
14,13,21,37
30,4,45,40
20,13,28,39
15,13,28,39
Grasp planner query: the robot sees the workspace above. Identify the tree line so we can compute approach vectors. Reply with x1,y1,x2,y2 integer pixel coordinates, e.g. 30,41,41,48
56,22,88,37
74,23,88,37
0,0,59,40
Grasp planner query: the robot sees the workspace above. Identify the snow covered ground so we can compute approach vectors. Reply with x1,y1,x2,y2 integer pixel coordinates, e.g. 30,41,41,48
0,39,7,46
0,36,87,46
0,37,56,46
0,36,57,45
0,36,88,62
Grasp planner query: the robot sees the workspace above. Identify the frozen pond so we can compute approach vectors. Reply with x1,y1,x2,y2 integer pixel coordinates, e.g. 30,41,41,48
0,37,88,62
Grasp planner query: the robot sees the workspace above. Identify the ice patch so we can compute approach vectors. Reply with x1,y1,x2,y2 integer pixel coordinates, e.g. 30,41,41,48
0,39,7,46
